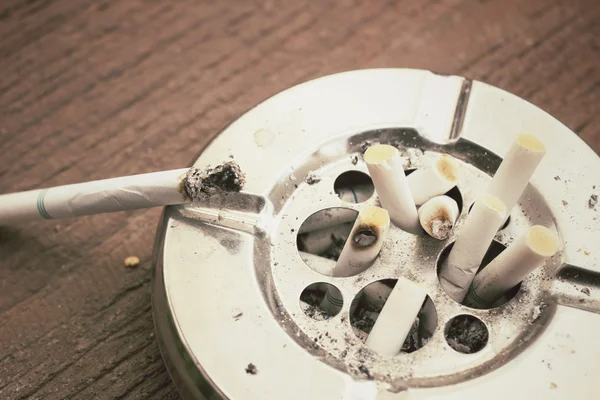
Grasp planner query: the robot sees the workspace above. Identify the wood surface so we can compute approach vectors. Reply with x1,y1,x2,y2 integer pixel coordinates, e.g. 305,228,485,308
0,0,598,399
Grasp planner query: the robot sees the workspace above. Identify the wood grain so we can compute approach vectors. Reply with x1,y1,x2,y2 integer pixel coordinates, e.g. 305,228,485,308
0,0,598,399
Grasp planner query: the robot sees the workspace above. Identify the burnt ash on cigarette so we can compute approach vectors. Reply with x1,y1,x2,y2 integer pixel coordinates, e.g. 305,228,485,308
352,228,378,249
183,161,246,200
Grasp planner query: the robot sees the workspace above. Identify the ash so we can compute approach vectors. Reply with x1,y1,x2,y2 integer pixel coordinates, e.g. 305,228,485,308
446,315,488,354
305,172,322,185
320,234,346,261
430,219,453,240
589,194,598,209
183,161,246,200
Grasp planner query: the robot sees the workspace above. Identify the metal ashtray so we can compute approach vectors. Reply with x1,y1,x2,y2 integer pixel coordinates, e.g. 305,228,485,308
151,69,600,399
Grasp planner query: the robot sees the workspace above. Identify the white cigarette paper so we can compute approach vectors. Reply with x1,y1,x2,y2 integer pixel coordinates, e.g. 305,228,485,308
464,225,560,308
364,145,420,233
362,281,393,309
407,154,460,205
298,208,358,234
337,183,374,203
418,195,459,240
365,277,427,356
0,169,190,224
487,134,546,224
297,222,353,255
439,193,506,303
333,206,390,277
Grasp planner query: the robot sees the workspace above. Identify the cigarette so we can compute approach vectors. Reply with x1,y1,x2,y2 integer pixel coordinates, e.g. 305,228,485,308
0,161,246,225
407,154,460,205
418,195,459,240
318,283,344,316
297,222,354,255
298,208,358,234
336,183,374,203
361,281,393,309
364,145,420,233
439,193,506,303
487,134,546,224
298,251,336,276
464,225,560,308
333,206,390,277
365,277,427,356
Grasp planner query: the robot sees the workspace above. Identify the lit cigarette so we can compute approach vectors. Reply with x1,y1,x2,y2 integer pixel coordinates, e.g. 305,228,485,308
487,134,545,224
407,154,459,205
464,225,560,308
364,145,420,233
333,206,390,277
297,222,353,255
0,162,246,225
418,195,459,240
365,277,427,356
439,193,506,303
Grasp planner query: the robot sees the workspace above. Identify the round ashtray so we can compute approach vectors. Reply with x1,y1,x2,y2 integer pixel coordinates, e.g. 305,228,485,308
152,69,600,399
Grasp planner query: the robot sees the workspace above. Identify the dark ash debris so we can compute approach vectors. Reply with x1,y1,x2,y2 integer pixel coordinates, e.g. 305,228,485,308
305,172,322,185
589,194,598,209
445,315,488,354
183,161,246,200
245,363,258,375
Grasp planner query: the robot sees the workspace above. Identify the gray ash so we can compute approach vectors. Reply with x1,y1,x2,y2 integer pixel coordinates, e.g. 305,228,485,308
353,228,377,248
320,233,346,261
305,172,322,185
401,318,422,353
183,161,246,200
445,315,488,354
300,285,331,320
245,363,258,375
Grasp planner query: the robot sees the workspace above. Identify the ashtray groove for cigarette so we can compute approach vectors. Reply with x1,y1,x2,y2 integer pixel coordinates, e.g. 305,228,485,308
152,69,600,399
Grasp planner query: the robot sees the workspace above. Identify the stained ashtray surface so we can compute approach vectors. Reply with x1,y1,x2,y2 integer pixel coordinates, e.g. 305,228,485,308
152,69,600,400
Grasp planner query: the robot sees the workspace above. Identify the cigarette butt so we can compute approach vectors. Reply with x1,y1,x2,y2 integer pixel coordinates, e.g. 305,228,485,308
464,225,560,308
487,134,545,224
364,145,420,234
319,283,344,316
408,154,459,205
439,193,506,303
365,277,427,356
333,206,390,277
297,222,354,255
418,195,459,240
336,183,374,203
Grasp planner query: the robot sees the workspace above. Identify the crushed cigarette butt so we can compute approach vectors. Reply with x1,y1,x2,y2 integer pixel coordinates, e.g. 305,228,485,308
124,256,140,268
183,161,246,200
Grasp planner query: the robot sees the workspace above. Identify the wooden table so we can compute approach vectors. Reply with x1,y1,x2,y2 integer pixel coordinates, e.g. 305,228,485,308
0,0,598,398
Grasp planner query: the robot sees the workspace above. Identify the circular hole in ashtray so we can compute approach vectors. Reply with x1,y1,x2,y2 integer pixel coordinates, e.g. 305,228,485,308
349,279,438,354
297,208,358,276
334,170,374,204
444,315,488,354
468,202,510,230
300,282,343,320
437,240,520,308
406,168,463,213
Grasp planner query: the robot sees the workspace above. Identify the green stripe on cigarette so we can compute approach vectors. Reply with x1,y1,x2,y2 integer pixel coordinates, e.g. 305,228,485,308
37,189,53,220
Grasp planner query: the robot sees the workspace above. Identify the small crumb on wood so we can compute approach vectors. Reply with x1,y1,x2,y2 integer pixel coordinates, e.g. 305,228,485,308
581,288,591,296
589,194,598,209
124,256,140,268
245,363,257,375
550,382,557,389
